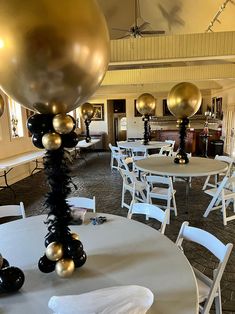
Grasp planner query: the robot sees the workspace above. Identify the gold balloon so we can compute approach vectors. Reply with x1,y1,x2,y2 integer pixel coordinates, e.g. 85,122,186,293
167,82,202,118
71,232,80,241
0,1,110,114
53,114,75,134
55,258,75,278
136,93,156,116
46,242,63,262
0,94,4,117
81,103,94,120
42,133,62,150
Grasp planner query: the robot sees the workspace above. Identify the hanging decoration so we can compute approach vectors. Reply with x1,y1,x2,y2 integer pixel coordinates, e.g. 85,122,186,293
167,82,202,164
0,0,110,278
136,93,156,145
81,103,94,143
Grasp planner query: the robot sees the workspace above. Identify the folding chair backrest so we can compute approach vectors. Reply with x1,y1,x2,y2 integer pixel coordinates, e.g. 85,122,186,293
176,221,233,314
165,140,175,149
131,147,147,157
215,155,233,176
159,146,173,156
0,202,26,219
66,197,96,212
129,202,168,234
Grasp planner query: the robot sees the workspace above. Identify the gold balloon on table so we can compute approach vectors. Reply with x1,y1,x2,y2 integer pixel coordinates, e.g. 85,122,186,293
42,133,62,150
0,94,4,117
53,114,75,134
136,93,156,116
167,82,202,118
0,0,110,114
45,242,63,262
55,258,75,278
71,233,80,241
81,103,94,120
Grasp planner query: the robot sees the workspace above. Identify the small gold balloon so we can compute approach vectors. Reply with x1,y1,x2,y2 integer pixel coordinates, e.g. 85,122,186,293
0,1,110,114
53,114,75,134
136,93,156,116
167,82,202,118
42,132,62,150
56,258,75,278
71,232,80,241
0,94,4,117
81,103,94,120
46,242,63,262
179,159,186,164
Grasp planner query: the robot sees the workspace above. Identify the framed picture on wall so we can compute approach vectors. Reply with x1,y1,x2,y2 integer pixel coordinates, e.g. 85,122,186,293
211,97,217,116
134,99,155,117
92,103,104,121
216,97,223,119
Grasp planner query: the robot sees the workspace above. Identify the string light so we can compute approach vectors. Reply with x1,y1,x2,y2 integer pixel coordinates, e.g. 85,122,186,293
205,0,234,32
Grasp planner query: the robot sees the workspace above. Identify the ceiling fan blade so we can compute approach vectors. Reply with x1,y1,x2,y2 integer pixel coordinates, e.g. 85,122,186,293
138,21,150,31
117,34,131,39
112,27,130,32
141,30,165,35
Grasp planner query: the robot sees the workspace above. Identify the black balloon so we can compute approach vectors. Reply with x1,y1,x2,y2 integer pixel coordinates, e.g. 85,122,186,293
69,115,76,132
38,254,56,273
61,131,79,148
1,258,9,269
66,240,83,257
27,114,53,134
45,233,59,248
32,132,44,149
0,267,25,292
73,252,87,268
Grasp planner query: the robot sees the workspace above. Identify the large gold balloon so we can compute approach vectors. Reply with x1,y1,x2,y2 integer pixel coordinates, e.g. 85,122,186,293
55,258,75,278
81,103,94,120
42,133,62,150
0,94,4,117
167,82,202,118
53,114,75,134
45,242,63,261
0,1,110,114
136,93,156,116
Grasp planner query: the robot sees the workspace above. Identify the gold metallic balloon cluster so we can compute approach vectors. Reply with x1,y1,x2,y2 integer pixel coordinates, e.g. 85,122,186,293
136,93,156,116
81,103,94,121
0,0,110,115
44,232,80,278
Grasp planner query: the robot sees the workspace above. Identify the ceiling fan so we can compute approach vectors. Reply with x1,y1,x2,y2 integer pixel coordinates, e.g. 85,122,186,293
112,0,165,39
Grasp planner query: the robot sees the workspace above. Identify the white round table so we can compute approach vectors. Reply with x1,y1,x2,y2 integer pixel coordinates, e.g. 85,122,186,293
0,214,198,314
135,156,228,177
118,140,169,151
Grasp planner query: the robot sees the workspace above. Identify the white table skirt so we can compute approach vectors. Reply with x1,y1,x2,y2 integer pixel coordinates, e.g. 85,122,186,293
0,214,198,314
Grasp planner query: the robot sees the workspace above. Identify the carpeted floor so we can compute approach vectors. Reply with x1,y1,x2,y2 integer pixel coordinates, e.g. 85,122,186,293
0,151,235,313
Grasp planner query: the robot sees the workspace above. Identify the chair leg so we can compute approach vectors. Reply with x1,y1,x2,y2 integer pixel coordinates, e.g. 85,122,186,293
202,175,210,190
222,197,227,226
203,194,219,217
215,286,222,314
121,185,125,208
172,194,177,216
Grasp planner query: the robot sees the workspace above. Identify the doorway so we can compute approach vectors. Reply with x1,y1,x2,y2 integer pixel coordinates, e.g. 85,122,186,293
107,99,126,145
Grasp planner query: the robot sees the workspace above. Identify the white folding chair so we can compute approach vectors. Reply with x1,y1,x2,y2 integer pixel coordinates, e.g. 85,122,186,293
165,140,175,150
202,155,233,190
109,143,127,170
128,202,169,234
119,168,147,210
203,173,235,225
146,175,177,219
176,221,233,314
66,196,96,212
149,146,173,157
131,147,147,158
0,202,26,220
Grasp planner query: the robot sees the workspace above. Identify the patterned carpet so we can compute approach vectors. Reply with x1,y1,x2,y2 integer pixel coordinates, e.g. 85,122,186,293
0,151,234,313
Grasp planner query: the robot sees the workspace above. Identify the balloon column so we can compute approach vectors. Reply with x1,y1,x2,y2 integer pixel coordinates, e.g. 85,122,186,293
136,93,156,145
0,253,25,293
0,0,110,278
81,103,95,143
167,82,202,164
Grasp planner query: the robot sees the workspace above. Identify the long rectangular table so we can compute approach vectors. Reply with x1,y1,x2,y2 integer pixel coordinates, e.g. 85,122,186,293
0,150,45,195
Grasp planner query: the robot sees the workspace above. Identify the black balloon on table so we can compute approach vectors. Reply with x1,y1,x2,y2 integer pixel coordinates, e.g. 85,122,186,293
38,254,56,273
32,132,44,149
66,240,83,257
1,258,9,269
73,252,87,268
27,114,53,134
0,267,25,292
45,233,59,248
61,132,79,148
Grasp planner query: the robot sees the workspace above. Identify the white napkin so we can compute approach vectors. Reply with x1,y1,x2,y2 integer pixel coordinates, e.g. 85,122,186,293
48,285,154,314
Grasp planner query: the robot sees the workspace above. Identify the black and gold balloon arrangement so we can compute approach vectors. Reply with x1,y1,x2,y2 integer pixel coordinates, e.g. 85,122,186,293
81,103,95,143
136,93,156,145
0,253,25,293
167,82,202,164
0,0,110,279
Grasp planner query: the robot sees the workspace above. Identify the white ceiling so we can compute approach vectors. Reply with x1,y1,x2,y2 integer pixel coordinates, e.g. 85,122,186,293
96,0,235,97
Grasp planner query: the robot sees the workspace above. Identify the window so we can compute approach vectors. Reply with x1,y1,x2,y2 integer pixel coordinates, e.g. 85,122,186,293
8,97,24,138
